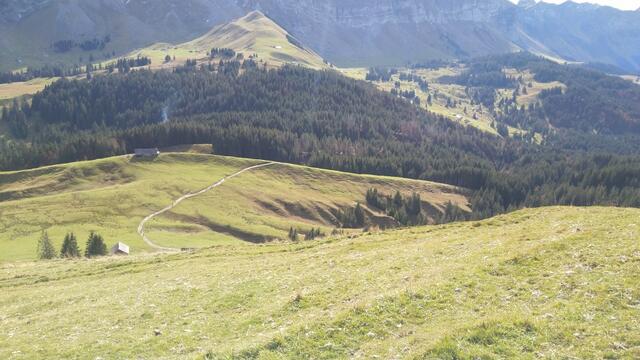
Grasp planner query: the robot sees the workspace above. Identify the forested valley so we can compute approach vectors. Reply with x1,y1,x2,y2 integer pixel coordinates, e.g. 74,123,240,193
442,53,640,142
2,60,640,220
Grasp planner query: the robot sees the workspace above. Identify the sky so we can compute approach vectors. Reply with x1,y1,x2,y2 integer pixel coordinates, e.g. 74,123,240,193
509,0,640,10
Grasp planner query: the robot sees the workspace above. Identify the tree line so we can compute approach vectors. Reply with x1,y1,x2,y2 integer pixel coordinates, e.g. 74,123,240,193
366,188,426,226
0,64,86,84
37,231,109,260
210,48,236,59
107,56,152,74
52,35,111,53
288,227,324,241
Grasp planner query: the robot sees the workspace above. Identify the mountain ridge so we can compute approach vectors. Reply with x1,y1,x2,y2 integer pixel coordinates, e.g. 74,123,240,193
1,0,639,72
125,11,327,70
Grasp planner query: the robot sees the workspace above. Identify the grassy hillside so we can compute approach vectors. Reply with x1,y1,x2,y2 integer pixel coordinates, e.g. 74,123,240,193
0,0,245,72
0,77,57,105
341,66,503,135
121,11,327,71
1,206,638,358
342,64,558,139
0,153,467,261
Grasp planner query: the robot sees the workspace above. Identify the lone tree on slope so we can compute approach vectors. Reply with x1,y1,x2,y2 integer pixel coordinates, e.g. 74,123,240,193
37,231,57,260
85,232,107,258
60,232,80,258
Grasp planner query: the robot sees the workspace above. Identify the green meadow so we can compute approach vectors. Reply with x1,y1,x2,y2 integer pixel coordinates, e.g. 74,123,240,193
1,206,638,358
0,153,466,261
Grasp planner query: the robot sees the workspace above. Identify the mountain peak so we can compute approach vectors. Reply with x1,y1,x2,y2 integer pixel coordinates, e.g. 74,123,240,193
182,10,327,69
243,10,268,22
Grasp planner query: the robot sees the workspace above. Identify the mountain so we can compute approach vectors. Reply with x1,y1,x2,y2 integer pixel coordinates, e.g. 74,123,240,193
0,0,246,71
2,0,640,73
188,11,325,68
123,11,327,70
501,1,640,73
257,0,519,67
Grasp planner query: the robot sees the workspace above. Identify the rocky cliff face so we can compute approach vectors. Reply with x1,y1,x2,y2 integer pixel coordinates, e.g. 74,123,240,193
254,0,511,26
250,0,517,66
501,1,640,72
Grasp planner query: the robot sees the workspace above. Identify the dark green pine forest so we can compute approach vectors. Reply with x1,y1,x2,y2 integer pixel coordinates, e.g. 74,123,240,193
444,53,640,139
2,56,640,219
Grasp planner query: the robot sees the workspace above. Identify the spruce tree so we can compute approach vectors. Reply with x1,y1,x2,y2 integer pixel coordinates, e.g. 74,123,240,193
354,203,365,227
60,232,80,258
85,232,107,258
305,228,315,241
304,228,323,241
393,191,403,208
37,231,57,260
288,227,298,241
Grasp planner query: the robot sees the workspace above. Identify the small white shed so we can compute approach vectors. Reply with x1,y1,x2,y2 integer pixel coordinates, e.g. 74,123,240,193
111,242,130,256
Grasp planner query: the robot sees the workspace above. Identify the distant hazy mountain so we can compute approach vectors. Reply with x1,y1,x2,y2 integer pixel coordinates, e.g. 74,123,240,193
1,0,639,72
502,1,640,73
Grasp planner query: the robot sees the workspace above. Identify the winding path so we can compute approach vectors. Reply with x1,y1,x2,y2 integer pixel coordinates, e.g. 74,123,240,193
137,162,276,252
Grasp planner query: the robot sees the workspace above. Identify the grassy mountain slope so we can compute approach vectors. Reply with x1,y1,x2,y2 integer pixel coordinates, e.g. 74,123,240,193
0,0,245,72
0,77,57,106
0,11,326,105
0,153,467,261
342,63,562,137
1,206,638,358
125,11,327,70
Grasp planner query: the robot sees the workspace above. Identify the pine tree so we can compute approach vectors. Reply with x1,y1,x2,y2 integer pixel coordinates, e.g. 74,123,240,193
366,188,380,209
288,227,298,241
37,231,57,260
406,192,422,216
393,191,403,208
85,232,107,258
354,203,365,227
305,228,324,241
60,232,80,258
